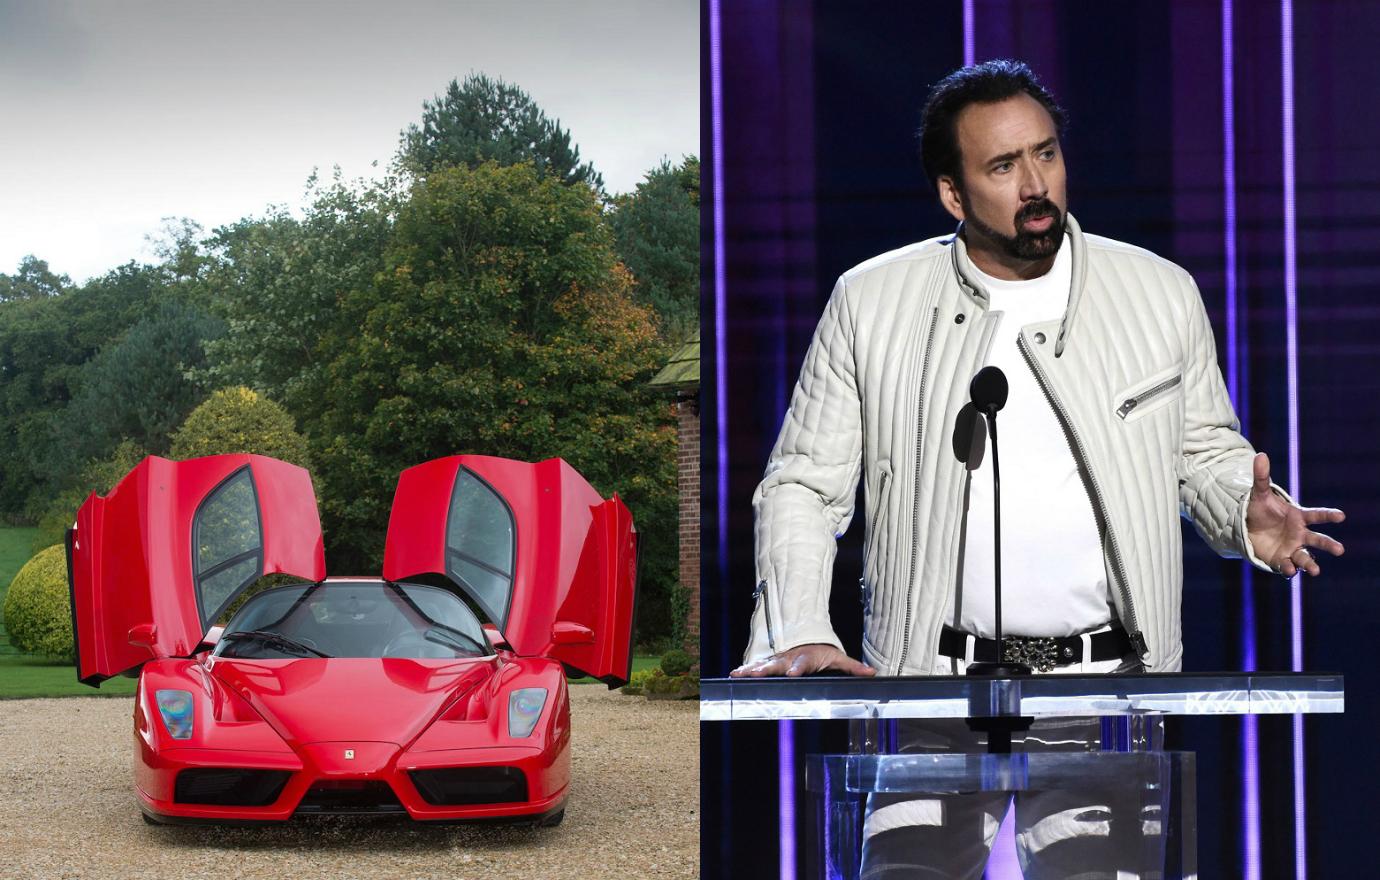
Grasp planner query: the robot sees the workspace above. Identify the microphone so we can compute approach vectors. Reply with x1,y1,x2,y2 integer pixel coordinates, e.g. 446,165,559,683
970,365,1008,415
951,402,987,469
962,365,1031,678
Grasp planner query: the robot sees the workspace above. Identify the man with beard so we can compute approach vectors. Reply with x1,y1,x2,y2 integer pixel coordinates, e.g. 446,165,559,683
731,60,1344,876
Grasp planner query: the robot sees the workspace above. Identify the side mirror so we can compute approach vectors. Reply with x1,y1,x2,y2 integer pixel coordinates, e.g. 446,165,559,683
195,625,224,653
127,623,157,650
551,621,595,646
482,624,507,650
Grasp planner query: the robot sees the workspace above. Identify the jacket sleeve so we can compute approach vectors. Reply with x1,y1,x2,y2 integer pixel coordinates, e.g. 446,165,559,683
1176,273,1289,572
744,277,863,662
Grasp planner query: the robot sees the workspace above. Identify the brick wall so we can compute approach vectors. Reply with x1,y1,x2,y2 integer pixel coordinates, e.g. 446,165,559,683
677,392,700,657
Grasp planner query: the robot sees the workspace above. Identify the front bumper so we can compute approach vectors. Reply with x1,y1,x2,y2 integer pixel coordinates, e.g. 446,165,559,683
135,739,570,824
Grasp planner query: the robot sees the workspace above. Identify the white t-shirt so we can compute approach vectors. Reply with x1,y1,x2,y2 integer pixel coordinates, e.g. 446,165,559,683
951,242,1115,638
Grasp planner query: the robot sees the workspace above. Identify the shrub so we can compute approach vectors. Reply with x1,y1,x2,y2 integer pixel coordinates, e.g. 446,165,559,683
3,545,74,660
620,666,661,696
660,648,695,677
619,664,699,700
644,668,680,696
170,387,311,468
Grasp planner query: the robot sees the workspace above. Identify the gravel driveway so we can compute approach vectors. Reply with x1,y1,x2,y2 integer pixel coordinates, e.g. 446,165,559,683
0,687,697,879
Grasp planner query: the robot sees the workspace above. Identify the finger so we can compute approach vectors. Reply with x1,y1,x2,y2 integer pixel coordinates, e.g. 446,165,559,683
785,652,814,677
1301,507,1346,524
730,657,788,678
1252,452,1271,494
1302,531,1344,557
1278,558,1297,578
1293,548,1321,577
839,659,872,678
824,654,876,677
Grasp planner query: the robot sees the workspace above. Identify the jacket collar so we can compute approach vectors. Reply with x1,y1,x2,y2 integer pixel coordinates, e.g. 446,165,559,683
947,211,1087,358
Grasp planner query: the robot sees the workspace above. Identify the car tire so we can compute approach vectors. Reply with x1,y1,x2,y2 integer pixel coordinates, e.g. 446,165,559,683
537,808,565,828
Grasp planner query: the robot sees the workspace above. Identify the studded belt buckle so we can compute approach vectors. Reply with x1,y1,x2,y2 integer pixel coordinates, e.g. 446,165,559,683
1001,636,1059,673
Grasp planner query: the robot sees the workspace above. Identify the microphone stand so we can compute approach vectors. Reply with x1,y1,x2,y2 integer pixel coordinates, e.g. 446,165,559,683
965,404,1031,679
963,402,1033,754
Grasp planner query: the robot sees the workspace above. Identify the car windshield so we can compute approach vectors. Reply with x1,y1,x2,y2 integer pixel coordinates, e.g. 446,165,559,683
214,581,491,660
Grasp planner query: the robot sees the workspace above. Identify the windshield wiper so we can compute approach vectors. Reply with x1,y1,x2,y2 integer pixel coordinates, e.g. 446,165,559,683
422,626,488,655
221,629,332,658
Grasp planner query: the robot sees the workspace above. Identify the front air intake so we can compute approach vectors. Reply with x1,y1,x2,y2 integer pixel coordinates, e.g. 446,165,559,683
295,780,406,814
410,766,528,805
174,768,291,806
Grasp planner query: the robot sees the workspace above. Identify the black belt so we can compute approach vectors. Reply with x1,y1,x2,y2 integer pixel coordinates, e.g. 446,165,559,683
938,624,1133,672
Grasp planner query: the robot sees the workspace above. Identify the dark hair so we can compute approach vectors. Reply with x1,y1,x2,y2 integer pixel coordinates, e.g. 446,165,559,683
918,60,1067,191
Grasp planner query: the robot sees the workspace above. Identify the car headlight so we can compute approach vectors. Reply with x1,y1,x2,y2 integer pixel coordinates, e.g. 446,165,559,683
155,689,194,740
508,687,547,738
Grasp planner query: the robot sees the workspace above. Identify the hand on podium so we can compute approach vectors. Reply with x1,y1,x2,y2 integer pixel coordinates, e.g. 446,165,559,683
729,643,876,678
1246,452,1345,577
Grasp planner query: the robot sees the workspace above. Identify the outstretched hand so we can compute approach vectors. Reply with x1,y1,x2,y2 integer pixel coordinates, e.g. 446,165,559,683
1246,452,1345,577
729,643,876,678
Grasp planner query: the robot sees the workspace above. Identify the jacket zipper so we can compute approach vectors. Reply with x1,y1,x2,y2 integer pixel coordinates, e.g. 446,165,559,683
860,470,890,615
864,471,890,572
753,579,777,653
1116,375,1182,419
895,307,940,674
1017,335,1147,658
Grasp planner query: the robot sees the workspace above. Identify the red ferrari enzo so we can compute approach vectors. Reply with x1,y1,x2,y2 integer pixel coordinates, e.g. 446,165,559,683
67,453,637,826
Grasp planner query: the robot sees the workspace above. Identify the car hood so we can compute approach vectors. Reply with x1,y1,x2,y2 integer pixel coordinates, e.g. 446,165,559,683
208,656,496,748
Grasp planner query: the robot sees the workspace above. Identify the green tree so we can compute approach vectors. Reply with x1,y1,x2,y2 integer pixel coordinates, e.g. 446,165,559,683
145,217,210,281
304,161,676,638
0,262,174,515
46,299,224,478
609,157,700,342
170,386,312,468
0,255,69,302
400,73,603,191
198,173,396,423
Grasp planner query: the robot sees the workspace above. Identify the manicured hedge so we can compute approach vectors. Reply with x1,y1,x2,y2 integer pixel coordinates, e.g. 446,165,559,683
170,386,311,468
3,544,74,660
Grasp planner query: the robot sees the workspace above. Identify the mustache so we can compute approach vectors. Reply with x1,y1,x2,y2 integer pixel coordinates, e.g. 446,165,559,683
1015,200,1060,224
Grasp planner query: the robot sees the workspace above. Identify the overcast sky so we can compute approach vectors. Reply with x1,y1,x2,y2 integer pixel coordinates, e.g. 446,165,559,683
0,0,699,284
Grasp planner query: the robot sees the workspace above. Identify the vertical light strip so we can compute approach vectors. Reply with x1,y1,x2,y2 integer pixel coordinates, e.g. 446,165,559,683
780,720,796,879
1222,0,1241,409
963,0,975,65
708,6,737,873
709,0,729,652
1279,1,1306,877
1222,3,1262,877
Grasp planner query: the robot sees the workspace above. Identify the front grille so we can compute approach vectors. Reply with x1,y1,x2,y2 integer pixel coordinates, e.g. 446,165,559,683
295,780,406,814
410,767,528,805
174,768,290,806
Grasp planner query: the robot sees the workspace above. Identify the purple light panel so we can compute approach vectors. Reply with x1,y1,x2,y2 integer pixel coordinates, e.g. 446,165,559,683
709,0,729,608
1221,2,1262,877
963,0,975,65
1279,1,1306,877
780,720,796,880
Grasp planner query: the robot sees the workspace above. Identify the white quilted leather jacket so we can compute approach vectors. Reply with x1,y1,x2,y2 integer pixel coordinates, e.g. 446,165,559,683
746,214,1282,674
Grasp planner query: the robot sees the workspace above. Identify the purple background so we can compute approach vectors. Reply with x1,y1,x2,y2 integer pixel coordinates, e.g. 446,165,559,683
701,1,1380,877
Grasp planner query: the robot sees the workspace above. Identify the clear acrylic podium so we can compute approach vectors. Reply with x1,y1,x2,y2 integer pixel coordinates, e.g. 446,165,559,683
702,673,1343,879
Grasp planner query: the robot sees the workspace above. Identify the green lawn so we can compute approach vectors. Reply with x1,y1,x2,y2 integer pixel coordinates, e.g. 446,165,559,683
0,654,136,699
0,526,40,656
